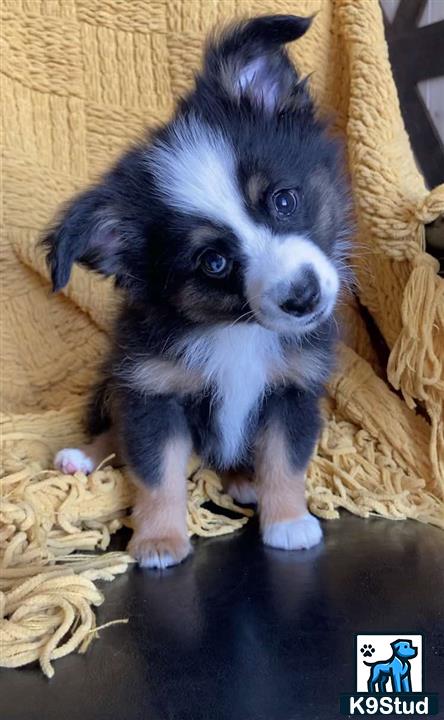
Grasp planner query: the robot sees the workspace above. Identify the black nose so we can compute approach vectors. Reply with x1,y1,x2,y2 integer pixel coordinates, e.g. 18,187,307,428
280,270,321,317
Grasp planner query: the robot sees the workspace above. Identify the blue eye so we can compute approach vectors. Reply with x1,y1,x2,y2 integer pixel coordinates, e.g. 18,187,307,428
199,250,229,277
273,189,298,216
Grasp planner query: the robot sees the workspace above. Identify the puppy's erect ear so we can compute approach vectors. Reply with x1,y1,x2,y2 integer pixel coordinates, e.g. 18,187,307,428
203,14,313,112
43,186,126,291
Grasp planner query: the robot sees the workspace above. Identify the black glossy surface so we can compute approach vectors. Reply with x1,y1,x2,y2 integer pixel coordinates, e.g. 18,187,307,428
1,515,444,720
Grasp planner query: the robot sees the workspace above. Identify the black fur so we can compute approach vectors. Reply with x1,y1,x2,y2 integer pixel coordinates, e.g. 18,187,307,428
116,391,190,487
260,386,322,470
43,15,351,489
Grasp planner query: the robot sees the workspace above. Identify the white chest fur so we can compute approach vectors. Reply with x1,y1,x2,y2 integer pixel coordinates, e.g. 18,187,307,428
180,324,284,466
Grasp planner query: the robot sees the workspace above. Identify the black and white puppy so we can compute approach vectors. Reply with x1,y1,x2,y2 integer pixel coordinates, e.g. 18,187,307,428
45,15,351,568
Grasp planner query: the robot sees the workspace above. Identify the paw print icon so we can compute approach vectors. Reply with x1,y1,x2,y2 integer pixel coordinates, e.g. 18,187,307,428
360,644,375,658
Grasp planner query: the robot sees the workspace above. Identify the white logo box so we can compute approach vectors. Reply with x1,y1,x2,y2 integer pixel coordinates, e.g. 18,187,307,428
356,634,423,692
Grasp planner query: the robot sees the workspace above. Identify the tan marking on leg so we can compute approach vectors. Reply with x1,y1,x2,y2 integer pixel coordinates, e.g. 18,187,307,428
127,435,192,569
255,425,307,526
255,423,322,550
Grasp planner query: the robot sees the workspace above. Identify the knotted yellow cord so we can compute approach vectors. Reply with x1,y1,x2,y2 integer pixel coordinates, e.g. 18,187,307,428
0,458,253,677
2,0,443,678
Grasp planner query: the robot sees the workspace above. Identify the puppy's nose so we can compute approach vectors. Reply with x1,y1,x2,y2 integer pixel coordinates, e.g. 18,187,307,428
280,269,321,317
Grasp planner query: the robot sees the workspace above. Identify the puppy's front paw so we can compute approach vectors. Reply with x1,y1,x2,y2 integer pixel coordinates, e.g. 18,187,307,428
54,448,95,475
262,513,322,550
128,533,192,569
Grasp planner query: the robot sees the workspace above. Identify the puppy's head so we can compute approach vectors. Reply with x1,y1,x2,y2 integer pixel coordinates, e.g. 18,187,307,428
45,15,351,335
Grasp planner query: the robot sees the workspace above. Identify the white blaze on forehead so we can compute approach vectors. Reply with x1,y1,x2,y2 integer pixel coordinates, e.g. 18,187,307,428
149,118,267,253
149,118,245,230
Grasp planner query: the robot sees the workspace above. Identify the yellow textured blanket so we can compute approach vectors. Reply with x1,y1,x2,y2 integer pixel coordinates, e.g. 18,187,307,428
1,0,443,677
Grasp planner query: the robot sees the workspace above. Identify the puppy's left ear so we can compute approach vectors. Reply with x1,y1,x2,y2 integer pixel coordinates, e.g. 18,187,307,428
203,14,313,112
42,184,130,291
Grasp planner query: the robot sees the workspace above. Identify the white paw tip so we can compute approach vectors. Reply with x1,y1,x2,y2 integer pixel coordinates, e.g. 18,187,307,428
54,448,94,475
128,536,192,570
139,551,177,570
262,513,323,551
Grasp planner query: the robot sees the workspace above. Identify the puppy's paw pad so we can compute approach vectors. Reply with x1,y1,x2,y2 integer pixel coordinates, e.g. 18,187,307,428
128,535,191,569
262,514,323,550
54,448,94,475
227,479,257,505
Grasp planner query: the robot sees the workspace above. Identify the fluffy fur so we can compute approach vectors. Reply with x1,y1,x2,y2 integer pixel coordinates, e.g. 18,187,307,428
45,14,351,568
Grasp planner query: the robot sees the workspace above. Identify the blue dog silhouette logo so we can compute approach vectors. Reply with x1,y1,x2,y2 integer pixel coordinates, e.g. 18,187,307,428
340,633,439,715
362,639,417,693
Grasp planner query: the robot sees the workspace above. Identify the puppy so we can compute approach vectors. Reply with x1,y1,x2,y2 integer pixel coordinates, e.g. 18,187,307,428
44,15,351,568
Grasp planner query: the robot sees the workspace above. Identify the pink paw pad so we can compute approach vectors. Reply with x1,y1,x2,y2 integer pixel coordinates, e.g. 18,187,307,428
54,448,95,475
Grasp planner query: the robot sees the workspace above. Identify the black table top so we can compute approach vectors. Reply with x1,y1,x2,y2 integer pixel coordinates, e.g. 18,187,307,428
1,514,443,720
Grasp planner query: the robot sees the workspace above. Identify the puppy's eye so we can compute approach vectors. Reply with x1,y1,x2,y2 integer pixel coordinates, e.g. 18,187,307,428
199,250,230,277
272,189,298,216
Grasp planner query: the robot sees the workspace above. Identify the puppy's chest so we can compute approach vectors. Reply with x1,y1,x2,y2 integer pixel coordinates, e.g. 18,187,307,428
180,326,284,465
126,325,326,464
